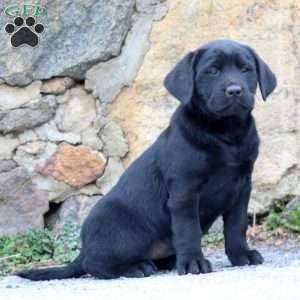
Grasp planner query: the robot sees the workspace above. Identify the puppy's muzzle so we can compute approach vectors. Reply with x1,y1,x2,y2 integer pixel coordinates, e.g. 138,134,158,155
225,84,243,98
224,84,254,110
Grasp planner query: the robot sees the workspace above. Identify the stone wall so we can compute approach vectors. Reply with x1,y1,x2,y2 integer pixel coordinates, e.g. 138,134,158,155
109,0,300,215
0,0,299,234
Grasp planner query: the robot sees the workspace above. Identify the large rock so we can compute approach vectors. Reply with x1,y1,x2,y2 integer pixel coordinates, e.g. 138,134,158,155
109,0,300,214
252,133,298,189
85,14,153,105
0,1,135,85
40,144,107,188
85,0,168,109
0,167,48,235
0,95,57,134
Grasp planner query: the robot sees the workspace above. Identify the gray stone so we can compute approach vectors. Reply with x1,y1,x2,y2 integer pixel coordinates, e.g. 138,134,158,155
32,175,75,203
35,120,81,144
0,1,135,85
92,116,107,133
136,0,165,12
56,87,96,133
0,96,57,134
81,127,103,150
0,160,17,173
85,13,153,105
0,135,19,160
96,157,124,194
46,194,100,230
208,217,223,233
286,196,300,211
249,170,300,215
32,175,102,205
56,91,71,104
0,82,41,110
16,141,46,155
101,121,129,158
136,0,168,20
41,77,75,95
79,184,102,196
13,142,57,173
0,167,49,235
18,130,39,144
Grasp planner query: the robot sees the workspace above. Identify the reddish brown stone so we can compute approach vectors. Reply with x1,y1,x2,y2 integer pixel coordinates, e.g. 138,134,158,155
40,144,106,188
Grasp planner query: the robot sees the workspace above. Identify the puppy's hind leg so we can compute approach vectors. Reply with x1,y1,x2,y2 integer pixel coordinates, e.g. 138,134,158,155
83,255,157,279
121,260,158,278
82,255,120,279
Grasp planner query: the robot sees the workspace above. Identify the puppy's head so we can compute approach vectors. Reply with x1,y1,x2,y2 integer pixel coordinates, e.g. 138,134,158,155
164,40,277,118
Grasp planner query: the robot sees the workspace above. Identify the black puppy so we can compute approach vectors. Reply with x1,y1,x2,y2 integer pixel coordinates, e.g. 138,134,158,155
18,40,277,281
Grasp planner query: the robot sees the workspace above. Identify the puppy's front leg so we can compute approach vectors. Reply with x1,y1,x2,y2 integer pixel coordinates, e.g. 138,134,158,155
168,193,212,275
223,182,263,266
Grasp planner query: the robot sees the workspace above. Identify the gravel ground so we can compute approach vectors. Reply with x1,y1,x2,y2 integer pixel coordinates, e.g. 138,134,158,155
1,243,300,300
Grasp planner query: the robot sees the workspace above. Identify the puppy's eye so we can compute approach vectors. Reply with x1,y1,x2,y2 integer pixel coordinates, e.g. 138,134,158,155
207,66,220,75
241,65,251,73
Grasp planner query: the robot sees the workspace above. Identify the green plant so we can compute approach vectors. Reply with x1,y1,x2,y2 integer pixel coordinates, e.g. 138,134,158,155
281,205,300,232
202,232,224,246
0,228,54,274
53,220,81,264
0,221,81,275
266,200,300,232
266,211,282,231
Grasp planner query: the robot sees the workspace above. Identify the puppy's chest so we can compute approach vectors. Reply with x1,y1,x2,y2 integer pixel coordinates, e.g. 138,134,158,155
198,142,257,212
214,136,259,170
199,164,250,213
223,142,258,166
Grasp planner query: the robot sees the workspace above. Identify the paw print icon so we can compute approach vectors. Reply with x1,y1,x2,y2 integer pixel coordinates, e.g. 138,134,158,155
5,17,44,47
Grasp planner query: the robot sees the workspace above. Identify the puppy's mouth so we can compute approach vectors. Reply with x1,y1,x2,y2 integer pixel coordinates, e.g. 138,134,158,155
209,97,254,117
235,99,254,110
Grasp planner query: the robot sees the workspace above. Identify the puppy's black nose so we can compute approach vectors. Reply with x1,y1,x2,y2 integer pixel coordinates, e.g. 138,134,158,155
225,85,243,98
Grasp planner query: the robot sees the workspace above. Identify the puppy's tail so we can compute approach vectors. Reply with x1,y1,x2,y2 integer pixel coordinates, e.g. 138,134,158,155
17,252,85,281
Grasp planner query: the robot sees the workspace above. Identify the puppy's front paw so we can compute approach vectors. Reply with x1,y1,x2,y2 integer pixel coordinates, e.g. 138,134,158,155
177,255,212,275
229,249,264,267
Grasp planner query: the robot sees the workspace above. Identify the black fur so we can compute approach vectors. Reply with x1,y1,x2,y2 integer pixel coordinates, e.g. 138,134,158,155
18,40,277,281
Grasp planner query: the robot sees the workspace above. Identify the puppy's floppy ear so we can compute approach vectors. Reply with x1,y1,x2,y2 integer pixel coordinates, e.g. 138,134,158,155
247,47,277,101
164,50,202,104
